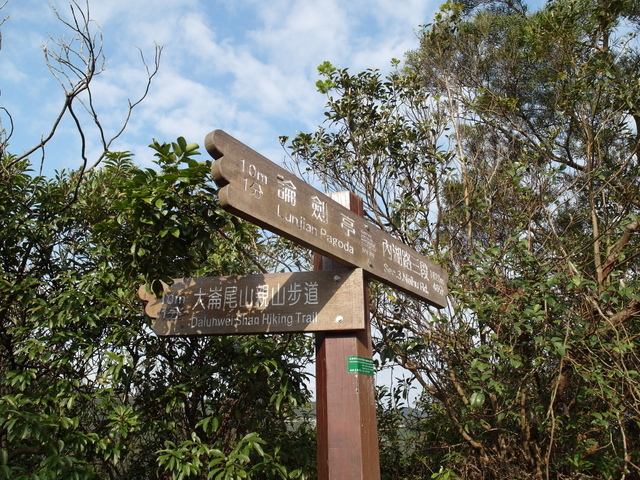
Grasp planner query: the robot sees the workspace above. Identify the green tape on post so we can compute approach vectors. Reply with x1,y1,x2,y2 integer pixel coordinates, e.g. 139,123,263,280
347,356,374,375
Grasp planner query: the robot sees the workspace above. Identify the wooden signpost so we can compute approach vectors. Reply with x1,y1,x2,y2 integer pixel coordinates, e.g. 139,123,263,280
208,129,448,308
138,269,365,335
314,192,380,479
141,130,449,480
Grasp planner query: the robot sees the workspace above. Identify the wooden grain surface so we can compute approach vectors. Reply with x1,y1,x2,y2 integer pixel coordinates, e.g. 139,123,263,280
315,192,381,480
139,269,365,336
207,129,448,308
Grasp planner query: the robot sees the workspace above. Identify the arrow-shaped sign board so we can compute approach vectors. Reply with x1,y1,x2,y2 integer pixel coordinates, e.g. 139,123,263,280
207,129,448,308
139,269,365,336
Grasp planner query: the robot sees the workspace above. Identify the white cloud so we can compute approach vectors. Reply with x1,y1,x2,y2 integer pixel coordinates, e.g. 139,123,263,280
0,58,30,84
247,0,350,68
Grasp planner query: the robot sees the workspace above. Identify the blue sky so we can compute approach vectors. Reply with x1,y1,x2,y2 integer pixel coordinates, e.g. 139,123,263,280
1,0,441,176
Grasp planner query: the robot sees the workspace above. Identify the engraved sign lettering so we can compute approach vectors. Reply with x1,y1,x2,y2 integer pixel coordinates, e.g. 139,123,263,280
207,129,448,308
139,269,366,336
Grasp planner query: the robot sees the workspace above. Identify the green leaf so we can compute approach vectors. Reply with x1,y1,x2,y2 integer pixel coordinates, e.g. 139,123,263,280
469,392,485,408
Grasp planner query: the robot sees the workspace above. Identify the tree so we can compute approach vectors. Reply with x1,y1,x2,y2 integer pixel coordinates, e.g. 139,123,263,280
1,0,161,176
286,0,640,478
1,2,315,478
1,143,315,479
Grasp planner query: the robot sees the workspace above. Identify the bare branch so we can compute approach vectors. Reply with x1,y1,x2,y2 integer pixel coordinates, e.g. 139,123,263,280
602,218,640,279
8,0,162,178
87,43,163,171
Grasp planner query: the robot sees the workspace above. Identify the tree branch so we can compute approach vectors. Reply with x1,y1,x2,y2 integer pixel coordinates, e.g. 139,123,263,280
8,0,162,178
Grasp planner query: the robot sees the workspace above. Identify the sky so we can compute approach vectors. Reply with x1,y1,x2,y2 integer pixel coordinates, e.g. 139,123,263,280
0,0,441,177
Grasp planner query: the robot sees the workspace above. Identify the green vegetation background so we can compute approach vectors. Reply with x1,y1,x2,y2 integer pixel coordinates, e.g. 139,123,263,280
2,0,639,478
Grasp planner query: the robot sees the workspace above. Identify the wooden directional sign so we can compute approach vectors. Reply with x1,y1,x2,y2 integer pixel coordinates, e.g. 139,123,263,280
139,269,365,336
207,129,448,308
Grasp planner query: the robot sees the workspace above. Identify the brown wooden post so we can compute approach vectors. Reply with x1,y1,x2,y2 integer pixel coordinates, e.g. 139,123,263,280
315,191,380,480
206,130,447,477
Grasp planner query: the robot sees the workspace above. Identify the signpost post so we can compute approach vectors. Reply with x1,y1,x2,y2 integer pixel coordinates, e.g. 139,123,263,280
141,130,449,480
314,192,380,479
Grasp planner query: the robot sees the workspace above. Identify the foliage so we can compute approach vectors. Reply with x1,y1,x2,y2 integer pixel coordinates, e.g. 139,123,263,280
0,143,315,479
286,0,640,478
